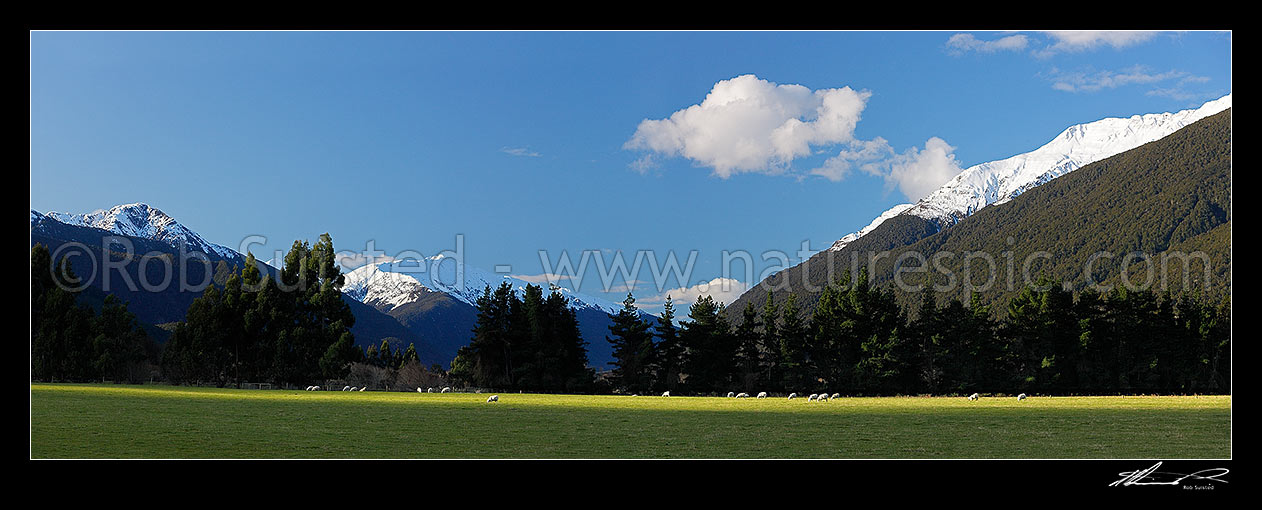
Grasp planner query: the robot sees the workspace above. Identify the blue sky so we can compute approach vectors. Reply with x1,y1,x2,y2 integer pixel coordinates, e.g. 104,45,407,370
30,30,1232,313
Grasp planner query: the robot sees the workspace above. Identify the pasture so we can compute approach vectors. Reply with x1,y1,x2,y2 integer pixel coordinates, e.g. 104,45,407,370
29,384,1230,459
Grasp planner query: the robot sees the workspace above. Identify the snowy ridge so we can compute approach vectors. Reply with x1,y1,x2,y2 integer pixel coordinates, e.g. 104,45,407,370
342,258,626,315
829,94,1231,252
40,203,239,260
829,203,915,251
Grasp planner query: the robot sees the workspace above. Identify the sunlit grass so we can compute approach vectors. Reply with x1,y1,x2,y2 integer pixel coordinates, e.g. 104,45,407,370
30,384,1230,459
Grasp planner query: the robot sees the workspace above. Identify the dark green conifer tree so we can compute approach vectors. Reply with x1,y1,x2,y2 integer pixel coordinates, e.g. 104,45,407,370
607,292,656,393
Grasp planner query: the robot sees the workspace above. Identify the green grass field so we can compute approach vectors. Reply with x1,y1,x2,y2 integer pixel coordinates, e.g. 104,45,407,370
29,384,1230,459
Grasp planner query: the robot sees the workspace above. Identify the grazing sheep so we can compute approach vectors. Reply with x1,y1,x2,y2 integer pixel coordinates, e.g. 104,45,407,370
359,386,366,392
788,393,797,400
736,392,749,398
417,387,424,393
304,386,311,391
808,394,819,401
487,395,499,403
1017,393,1027,401
968,393,979,401
757,392,767,399
662,391,670,397
343,385,351,391
441,387,451,393
312,386,320,391
830,393,839,400
727,392,735,398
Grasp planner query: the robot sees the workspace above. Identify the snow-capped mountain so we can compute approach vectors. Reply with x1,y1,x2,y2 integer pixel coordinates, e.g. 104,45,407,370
40,203,239,260
343,258,627,316
829,94,1232,251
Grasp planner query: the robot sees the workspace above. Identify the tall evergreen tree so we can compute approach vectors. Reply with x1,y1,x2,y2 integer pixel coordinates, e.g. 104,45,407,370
759,292,781,391
467,282,516,388
31,245,98,382
92,295,152,383
607,293,656,393
778,293,808,392
678,295,734,394
733,301,763,393
652,296,683,393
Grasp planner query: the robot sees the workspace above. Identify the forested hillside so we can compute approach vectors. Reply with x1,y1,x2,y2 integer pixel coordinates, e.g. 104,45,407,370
729,108,1231,320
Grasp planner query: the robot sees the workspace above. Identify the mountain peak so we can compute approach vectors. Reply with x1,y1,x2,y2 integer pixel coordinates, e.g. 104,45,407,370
38,202,238,260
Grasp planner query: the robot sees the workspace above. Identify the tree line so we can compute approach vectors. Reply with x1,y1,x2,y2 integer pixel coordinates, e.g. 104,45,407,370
604,268,1230,396
31,244,157,383
32,237,1231,396
158,234,365,387
447,282,595,393
31,235,436,388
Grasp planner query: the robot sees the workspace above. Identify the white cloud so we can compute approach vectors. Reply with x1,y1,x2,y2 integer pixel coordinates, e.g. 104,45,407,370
945,33,1030,55
809,136,962,201
624,74,871,178
510,273,574,285
810,137,894,182
1045,65,1199,93
335,252,396,271
501,146,542,157
884,137,964,201
1034,31,1159,57
638,277,749,309
628,154,658,174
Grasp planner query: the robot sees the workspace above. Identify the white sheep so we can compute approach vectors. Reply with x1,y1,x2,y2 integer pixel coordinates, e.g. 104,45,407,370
487,395,499,403
788,393,797,400
727,392,735,398
808,393,819,401
417,387,424,393
359,386,366,392
312,386,320,391
304,386,311,391
757,392,767,399
662,391,670,397
427,387,433,393
1017,393,1027,401
343,385,351,391
736,392,749,398
441,387,451,393
968,393,979,401
830,393,839,400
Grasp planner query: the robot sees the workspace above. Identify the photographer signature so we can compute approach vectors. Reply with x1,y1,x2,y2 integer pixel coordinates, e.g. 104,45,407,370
1110,462,1229,487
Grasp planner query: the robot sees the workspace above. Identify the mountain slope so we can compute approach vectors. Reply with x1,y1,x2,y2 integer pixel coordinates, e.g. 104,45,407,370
829,94,1232,252
731,108,1231,320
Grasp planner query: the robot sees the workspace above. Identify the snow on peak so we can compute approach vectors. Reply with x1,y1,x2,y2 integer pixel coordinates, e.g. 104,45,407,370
829,94,1231,251
40,202,239,259
342,258,625,315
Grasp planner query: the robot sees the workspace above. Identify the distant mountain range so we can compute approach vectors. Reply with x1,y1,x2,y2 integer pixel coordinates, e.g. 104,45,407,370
340,259,645,369
30,96,1232,370
30,203,634,369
